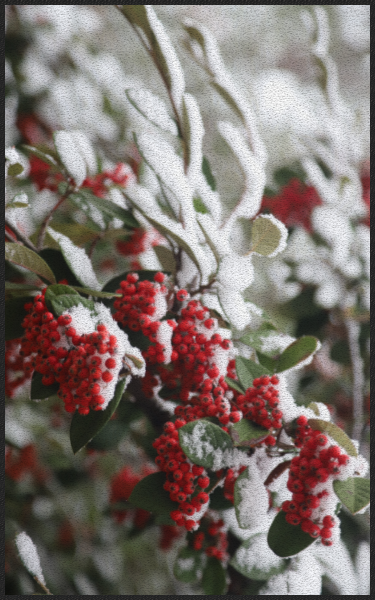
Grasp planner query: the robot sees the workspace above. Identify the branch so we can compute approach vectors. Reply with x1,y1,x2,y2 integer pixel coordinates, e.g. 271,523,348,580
345,317,365,443
33,576,53,595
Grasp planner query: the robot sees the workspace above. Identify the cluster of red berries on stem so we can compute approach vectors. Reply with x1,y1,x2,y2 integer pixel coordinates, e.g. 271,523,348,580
235,375,281,446
20,290,120,414
282,415,349,545
5,339,33,398
192,514,229,562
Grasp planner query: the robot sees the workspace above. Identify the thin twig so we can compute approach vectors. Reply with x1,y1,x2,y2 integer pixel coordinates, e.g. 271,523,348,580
37,192,70,250
33,576,53,595
5,217,38,252
345,317,365,443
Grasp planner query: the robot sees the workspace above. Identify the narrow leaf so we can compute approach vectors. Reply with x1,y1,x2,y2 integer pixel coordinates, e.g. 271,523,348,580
49,221,100,245
21,144,60,169
276,336,320,373
70,377,127,454
202,556,227,595
333,477,370,515
202,156,216,191
69,189,139,228
267,510,316,557
193,197,209,214
153,245,176,274
225,377,244,394
5,243,56,284
308,419,358,457
30,372,59,400
125,88,177,135
235,356,271,390
178,419,233,469
70,286,122,299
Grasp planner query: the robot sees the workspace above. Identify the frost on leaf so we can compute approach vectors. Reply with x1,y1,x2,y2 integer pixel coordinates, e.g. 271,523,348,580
15,532,46,585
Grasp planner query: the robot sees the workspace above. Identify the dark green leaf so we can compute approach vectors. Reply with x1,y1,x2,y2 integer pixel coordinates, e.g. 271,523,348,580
50,294,95,318
44,283,79,312
225,377,244,393
70,286,122,298
267,510,316,557
7,163,24,177
30,371,59,400
128,471,179,518
235,356,271,390
230,419,269,448
5,296,29,340
173,547,202,583
308,419,358,457
158,386,179,402
5,243,56,284
70,377,127,454
86,420,126,451
193,197,209,214
202,556,227,595
178,419,233,469
256,351,277,373
202,156,216,191
276,336,320,373
333,477,370,515
209,486,233,510
153,245,176,274
39,249,82,287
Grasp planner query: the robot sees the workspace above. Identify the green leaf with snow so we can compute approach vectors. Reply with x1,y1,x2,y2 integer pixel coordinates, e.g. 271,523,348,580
333,477,370,515
5,243,56,284
47,228,101,291
30,372,59,400
173,547,202,583
240,322,278,351
7,193,29,208
251,214,287,257
235,356,271,390
128,471,178,520
231,533,288,580
178,419,233,469
21,144,60,169
267,510,316,557
69,189,139,229
225,377,244,394
49,221,100,246
276,336,320,373
202,556,227,595
308,419,358,457
70,286,122,299
234,467,252,529
49,294,95,319
230,419,270,448
193,197,208,214
70,377,127,454
125,88,177,135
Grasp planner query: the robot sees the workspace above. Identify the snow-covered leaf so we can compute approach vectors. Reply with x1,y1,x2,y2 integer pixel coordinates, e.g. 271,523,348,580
15,532,46,585
231,533,287,580
47,227,101,290
53,130,87,186
5,242,56,284
173,547,203,583
126,87,177,135
178,419,233,469
128,471,178,521
333,477,370,515
233,463,269,530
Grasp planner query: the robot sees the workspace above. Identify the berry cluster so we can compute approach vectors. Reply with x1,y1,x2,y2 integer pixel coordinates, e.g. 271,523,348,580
153,420,210,532
20,290,122,414
110,465,155,528
5,444,48,484
113,272,172,365
5,339,33,398
235,375,282,445
282,415,349,545
192,514,229,562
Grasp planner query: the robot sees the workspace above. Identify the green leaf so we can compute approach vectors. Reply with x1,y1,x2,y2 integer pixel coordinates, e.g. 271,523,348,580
267,510,316,557
308,419,358,457
251,215,284,257
49,221,100,246
307,402,320,416
256,351,277,373
209,486,233,510
178,419,233,469
21,144,60,169
231,533,288,580
7,163,24,177
5,243,56,284
333,477,370,515
86,421,126,451
276,336,320,373
193,197,209,214
173,547,202,583
5,296,30,340
239,322,278,351
230,419,270,448
153,245,176,274
50,294,95,318
225,377,244,394
202,156,216,191
235,356,271,390
69,189,139,228
202,556,227,595
70,286,122,299
128,471,179,519
30,371,59,400
45,283,80,304
70,377,127,454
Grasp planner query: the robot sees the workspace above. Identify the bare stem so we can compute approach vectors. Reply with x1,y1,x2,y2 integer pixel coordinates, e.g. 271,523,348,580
345,317,365,444
33,576,53,595
5,217,38,252
37,192,70,250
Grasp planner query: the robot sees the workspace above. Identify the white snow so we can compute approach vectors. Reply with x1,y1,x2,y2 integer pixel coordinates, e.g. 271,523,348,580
15,532,46,585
